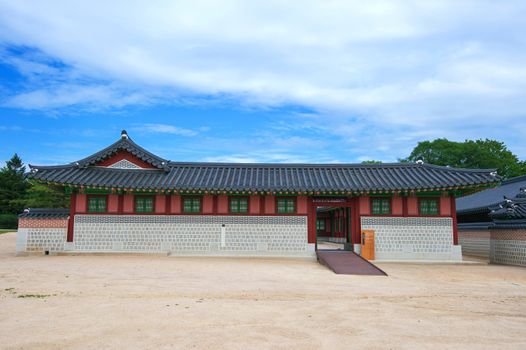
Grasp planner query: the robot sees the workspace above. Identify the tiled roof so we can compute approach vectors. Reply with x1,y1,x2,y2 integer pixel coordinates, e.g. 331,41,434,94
18,208,69,218
456,175,526,214
28,132,500,193
75,130,168,169
489,188,526,221
29,162,499,193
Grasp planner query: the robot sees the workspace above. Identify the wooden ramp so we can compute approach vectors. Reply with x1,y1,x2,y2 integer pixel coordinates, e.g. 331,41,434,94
317,250,387,276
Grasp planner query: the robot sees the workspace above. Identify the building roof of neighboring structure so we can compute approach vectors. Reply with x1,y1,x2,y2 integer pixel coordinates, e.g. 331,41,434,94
28,131,500,194
488,188,526,222
456,174,526,214
458,189,526,229
18,208,69,218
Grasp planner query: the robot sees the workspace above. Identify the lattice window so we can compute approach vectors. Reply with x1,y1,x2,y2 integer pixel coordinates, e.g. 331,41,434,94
183,197,201,213
87,196,107,213
230,197,248,213
277,198,295,214
108,159,141,169
135,196,154,213
372,198,391,215
419,199,439,215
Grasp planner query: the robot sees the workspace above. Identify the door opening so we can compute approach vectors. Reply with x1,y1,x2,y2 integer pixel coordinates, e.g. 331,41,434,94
315,206,352,251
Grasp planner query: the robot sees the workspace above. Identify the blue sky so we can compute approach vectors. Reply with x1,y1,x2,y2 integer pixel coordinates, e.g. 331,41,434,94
1,1,525,167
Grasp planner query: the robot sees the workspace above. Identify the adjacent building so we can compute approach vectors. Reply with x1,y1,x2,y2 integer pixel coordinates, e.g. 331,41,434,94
17,130,499,260
457,175,526,266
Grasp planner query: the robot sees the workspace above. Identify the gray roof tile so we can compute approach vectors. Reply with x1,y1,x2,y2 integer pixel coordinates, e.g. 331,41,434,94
456,174,526,213
29,162,499,193
28,132,500,193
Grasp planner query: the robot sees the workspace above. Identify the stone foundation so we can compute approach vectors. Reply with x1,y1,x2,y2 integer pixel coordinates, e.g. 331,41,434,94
458,229,490,258
72,214,309,256
490,229,526,267
361,216,461,261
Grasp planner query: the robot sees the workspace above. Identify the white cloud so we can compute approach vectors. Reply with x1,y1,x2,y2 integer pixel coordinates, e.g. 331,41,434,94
132,123,199,136
0,0,525,160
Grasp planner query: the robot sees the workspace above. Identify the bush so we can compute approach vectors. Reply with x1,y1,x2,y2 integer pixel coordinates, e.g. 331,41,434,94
0,213,18,229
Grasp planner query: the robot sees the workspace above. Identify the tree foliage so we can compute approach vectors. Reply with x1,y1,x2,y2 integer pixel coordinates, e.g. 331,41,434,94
403,139,526,178
0,154,29,215
0,154,67,228
24,182,69,208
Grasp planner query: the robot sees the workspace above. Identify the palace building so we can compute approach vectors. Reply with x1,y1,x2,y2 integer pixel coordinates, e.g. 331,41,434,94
17,130,499,260
457,175,526,266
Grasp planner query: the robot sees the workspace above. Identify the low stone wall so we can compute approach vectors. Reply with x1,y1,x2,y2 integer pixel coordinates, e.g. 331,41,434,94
72,214,310,256
490,229,526,267
16,218,68,253
361,216,461,261
458,230,490,258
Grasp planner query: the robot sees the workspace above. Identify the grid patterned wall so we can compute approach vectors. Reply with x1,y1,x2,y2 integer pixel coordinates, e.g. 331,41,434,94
490,229,526,267
361,216,460,261
458,230,490,258
16,227,67,253
73,215,309,255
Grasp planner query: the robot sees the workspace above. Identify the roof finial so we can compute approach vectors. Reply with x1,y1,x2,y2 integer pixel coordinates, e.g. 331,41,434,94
121,130,128,139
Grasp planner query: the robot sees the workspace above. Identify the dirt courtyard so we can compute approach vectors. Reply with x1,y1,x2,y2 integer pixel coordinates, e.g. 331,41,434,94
1,232,525,350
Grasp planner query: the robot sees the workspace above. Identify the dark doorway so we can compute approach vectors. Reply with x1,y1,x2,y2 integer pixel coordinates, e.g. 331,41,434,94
315,205,352,251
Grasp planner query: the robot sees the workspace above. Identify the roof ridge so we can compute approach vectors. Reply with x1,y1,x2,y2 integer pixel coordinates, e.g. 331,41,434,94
72,133,168,169
502,173,526,185
163,161,498,173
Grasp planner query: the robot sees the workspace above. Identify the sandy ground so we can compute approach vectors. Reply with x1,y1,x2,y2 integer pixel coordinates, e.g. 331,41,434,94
1,232,525,350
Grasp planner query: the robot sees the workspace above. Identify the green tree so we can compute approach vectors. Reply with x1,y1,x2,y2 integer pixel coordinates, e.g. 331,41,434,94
23,181,68,208
403,139,526,178
0,154,30,215
0,154,30,228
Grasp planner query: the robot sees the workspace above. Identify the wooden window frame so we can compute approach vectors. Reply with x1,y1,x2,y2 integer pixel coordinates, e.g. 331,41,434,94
371,197,392,215
418,197,440,216
276,197,296,214
182,196,202,214
316,218,326,231
87,195,108,213
229,196,249,214
134,195,155,213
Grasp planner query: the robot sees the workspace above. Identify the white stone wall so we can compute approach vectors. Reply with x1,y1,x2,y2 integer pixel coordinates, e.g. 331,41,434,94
16,227,67,253
490,240,526,266
73,215,309,256
490,229,526,267
361,217,461,261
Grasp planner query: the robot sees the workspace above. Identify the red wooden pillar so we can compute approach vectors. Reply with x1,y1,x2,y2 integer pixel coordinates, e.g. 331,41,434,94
67,193,76,242
307,197,316,244
351,197,361,247
450,196,458,245
165,194,171,214
212,195,218,214
118,194,124,214
260,196,265,214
